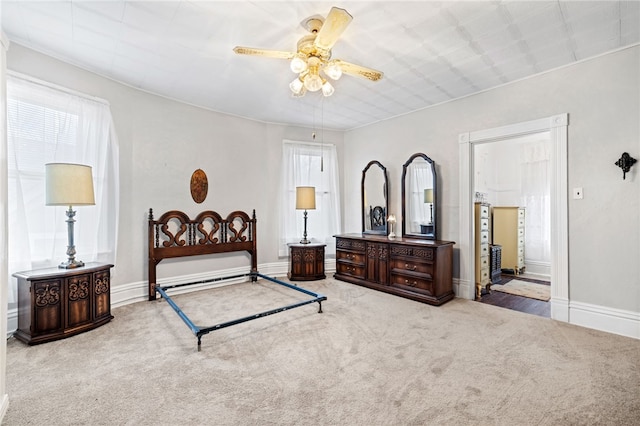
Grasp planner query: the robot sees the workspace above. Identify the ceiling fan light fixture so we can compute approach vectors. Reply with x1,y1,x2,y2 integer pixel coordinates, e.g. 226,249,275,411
321,80,334,97
303,73,323,92
290,77,305,95
324,60,342,80
290,54,308,73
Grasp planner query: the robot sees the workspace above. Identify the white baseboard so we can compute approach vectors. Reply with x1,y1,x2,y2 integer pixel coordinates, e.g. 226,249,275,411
569,301,640,340
551,297,569,322
8,259,636,341
453,278,472,299
523,259,551,278
0,394,8,424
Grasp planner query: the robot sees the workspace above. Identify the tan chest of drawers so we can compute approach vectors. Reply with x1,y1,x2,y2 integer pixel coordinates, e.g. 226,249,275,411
492,206,525,274
335,234,454,306
474,202,491,299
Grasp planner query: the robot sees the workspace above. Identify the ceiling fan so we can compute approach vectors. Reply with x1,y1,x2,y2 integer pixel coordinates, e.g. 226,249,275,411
233,7,384,98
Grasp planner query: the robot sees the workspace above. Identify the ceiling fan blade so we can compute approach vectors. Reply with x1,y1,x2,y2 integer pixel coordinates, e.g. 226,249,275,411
336,60,384,82
314,7,353,51
233,46,295,60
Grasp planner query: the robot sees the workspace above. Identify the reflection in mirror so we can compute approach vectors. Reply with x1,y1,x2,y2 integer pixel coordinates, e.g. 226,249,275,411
361,160,389,235
402,153,437,240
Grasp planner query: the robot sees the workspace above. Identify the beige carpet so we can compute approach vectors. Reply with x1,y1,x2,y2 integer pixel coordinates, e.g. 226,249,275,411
491,279,551,301
3,277,639,425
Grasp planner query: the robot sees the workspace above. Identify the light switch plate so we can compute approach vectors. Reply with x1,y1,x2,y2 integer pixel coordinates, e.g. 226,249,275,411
573,187,583,199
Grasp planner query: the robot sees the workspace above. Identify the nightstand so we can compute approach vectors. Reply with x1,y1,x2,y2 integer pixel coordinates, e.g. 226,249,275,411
13,262,114,345
287,243,326,281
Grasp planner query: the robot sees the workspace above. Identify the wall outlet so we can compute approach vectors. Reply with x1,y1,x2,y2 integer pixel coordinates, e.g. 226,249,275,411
573,187,583,199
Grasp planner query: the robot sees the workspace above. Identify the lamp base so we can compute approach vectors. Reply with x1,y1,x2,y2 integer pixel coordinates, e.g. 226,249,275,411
299,238,311,244
59,259,85,269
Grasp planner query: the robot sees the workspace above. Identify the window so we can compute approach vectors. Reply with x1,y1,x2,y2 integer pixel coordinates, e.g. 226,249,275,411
279,140,341,256
6,74,119,304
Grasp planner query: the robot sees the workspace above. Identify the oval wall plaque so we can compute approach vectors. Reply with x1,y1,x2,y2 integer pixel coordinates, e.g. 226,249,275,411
190,169,208,204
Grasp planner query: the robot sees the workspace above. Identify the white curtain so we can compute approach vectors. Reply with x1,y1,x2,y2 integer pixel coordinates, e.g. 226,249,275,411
6,74,119,304
519,141,551,263
279,141,341,257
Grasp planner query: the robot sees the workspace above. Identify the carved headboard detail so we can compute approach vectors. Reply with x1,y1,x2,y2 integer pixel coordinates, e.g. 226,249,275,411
147,208,257,300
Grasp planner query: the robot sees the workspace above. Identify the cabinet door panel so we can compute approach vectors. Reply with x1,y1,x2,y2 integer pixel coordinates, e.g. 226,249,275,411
66,273,92,328
94,269,112,320
33,279,63,334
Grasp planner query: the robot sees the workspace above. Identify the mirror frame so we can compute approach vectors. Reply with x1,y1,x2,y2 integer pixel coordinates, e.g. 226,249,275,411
401,153,437,240
361,160,389,235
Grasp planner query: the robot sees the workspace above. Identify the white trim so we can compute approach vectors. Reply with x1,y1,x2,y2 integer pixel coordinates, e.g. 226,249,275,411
7,71,110,106
0,395,8,424
570,301,640,340
459,114,569,323
283,139,335,148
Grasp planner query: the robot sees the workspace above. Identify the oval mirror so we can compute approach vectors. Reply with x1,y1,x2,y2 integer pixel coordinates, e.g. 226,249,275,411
401,153,437,240
361,160,389,235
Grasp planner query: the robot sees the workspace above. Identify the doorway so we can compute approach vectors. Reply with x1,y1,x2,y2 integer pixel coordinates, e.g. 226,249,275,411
459,114,569,322
473,133,552,317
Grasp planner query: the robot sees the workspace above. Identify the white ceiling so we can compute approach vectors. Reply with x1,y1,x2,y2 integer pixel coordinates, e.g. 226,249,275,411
2,1,639,130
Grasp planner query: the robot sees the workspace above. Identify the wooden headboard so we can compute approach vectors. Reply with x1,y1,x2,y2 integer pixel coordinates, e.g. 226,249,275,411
147,208,257,300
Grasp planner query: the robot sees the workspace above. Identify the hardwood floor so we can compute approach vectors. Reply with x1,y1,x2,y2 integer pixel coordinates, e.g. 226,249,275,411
477,274,551,318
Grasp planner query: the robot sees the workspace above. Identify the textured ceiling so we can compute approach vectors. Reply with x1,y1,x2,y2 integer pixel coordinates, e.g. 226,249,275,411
2,1,639,130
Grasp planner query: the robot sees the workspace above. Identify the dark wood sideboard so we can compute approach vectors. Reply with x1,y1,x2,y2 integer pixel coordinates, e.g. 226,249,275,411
334,234,455,306
13,262,114,345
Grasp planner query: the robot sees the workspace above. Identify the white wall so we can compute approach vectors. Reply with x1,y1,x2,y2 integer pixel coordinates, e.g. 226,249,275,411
344,46,640,316
6,43,344,306
5,42,640,333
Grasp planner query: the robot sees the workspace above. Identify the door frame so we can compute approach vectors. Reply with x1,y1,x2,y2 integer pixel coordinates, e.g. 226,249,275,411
459,113,569,322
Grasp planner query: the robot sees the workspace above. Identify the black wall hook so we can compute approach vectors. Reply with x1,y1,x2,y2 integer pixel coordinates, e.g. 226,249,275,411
615,152,636,180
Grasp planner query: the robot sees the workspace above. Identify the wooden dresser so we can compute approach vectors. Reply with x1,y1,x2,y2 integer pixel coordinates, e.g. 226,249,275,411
13,262,114,345
334,234,455,306
474,202,491,299
492,206,525,274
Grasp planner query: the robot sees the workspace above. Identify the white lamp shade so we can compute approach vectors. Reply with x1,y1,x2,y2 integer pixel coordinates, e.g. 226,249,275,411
296,186,316,210
46,163,95,206
424,188,434,204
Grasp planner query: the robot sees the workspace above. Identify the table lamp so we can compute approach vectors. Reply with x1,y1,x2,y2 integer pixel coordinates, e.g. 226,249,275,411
424,188,434,224
296,186,316,244
387,214,396,239
46,163,95,269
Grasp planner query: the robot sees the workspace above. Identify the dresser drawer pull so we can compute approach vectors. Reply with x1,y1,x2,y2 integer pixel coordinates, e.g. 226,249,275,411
405,263,417,271
405,279,417,287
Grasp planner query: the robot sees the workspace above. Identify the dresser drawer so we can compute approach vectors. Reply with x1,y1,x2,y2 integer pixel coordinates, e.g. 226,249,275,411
478,217,489,231
479,267,490,284
478,255,489,270
478,204,489,218
336,238,366,253
390,258,433,275
336,262,365,279
389,245,434,262
478,242,489,257
390,272,433,296
336,250,365,265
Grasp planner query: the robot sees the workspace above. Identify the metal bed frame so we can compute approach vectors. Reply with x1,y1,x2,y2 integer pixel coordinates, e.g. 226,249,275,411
148,208,326,351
